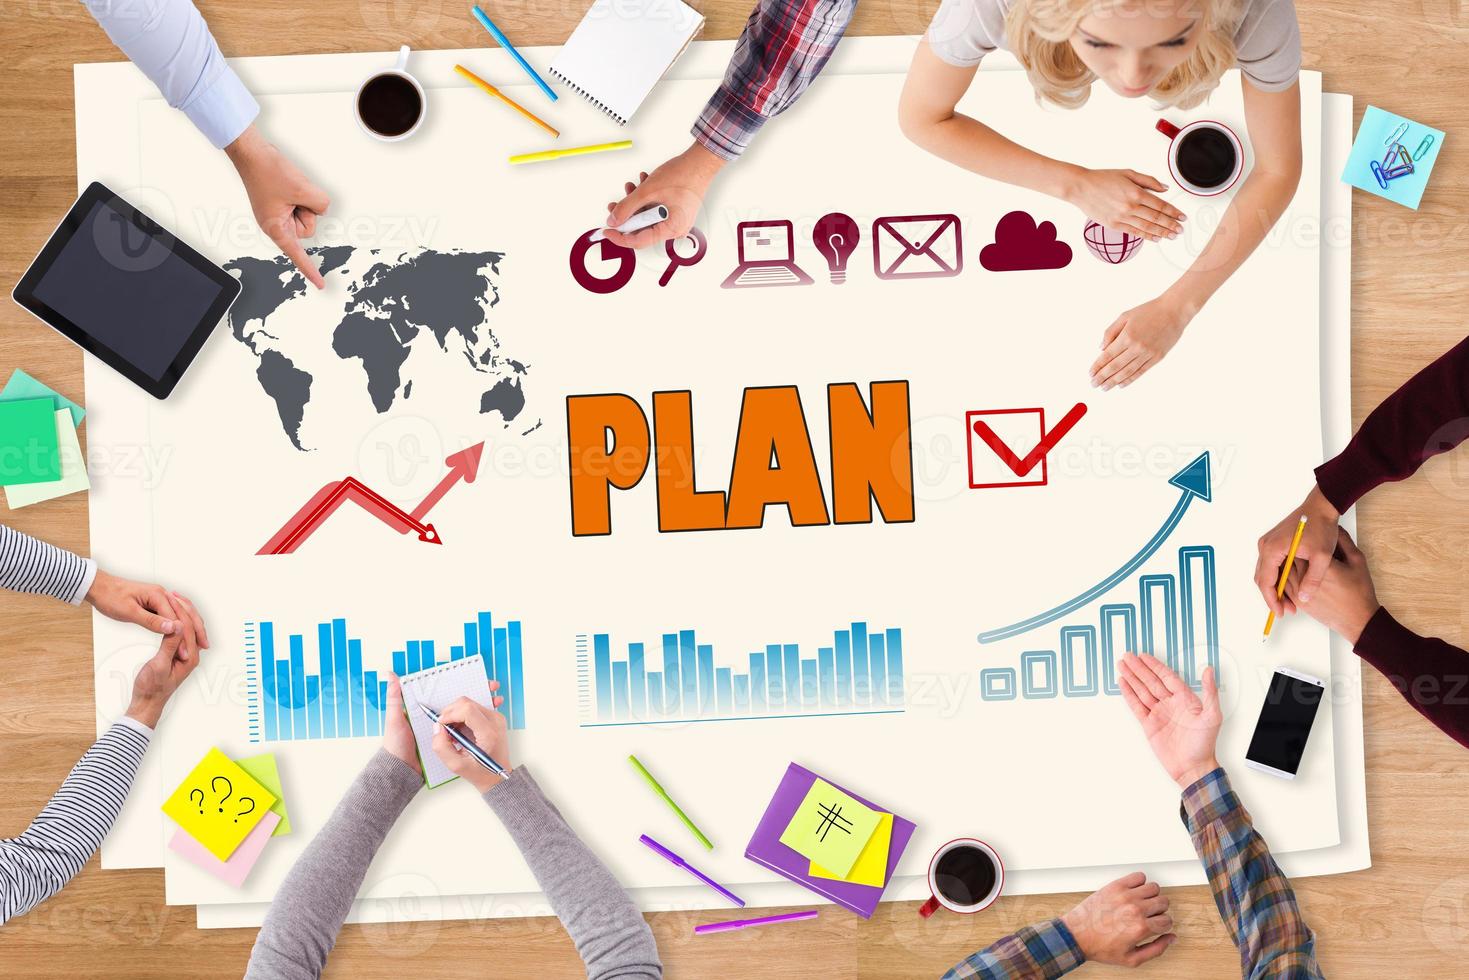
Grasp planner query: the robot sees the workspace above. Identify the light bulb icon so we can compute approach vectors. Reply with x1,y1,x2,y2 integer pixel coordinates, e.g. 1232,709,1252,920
813,212,859,284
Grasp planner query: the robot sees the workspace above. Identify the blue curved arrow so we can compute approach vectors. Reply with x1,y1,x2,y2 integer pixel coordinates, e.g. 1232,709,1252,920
978,452,1212,645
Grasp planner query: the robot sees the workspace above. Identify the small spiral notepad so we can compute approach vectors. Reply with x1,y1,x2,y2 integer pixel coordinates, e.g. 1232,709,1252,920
400,655,498,788
548,0,704,125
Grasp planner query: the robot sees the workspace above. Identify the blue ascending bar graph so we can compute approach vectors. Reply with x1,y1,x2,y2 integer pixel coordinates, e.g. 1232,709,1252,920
245,610,528,743
980,546,1217,702
579,622,906,726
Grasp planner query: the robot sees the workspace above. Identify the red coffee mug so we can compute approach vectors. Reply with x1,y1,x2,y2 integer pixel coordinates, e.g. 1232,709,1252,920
1156,118,1245,196
918,838,1004,918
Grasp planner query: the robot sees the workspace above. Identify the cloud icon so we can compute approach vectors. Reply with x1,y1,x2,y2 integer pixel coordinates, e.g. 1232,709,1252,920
979,211,1073,272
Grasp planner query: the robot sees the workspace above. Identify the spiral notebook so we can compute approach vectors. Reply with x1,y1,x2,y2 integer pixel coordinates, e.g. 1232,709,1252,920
548,0,704,125
399,655,498,788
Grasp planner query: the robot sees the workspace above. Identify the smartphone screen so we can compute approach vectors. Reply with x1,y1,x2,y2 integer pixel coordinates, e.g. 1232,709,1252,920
1246,671,1324,776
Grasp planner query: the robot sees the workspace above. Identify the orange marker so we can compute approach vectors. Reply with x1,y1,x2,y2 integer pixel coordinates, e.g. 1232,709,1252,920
453,64,559,138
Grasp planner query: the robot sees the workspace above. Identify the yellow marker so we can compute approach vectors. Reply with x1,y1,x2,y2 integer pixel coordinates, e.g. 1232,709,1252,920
509,140,633,165
1263,515,1308,639
453,64,559,138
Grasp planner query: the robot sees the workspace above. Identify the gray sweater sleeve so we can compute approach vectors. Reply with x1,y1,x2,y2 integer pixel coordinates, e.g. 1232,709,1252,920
484,766,662,980
243,749,421,980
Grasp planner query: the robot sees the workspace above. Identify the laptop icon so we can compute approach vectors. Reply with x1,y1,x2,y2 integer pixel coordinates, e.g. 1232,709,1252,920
720,220,814,289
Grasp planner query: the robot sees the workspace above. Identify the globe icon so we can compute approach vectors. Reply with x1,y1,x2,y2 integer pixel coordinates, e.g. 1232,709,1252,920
1082,220,1143,264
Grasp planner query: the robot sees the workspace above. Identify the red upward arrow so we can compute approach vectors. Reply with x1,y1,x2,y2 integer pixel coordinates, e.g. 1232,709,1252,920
409,442,486,523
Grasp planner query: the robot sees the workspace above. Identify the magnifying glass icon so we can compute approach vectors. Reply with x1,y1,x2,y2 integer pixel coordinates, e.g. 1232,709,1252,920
659,228,707,287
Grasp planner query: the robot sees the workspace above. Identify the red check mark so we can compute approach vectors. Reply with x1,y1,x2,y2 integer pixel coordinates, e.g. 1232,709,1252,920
971,403,1088,477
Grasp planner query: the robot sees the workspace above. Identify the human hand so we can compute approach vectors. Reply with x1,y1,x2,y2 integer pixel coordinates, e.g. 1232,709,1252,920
602,142,725,249
224,124,330,288
1254,486,1341,618
1283,528,1380,644
1089,293,1195,390
1065,168,1185,242
1118,655,1222,790
382,674,422,775
125,628,203,728
430,684,510,792
1061,872,1176,968
86,570,204,643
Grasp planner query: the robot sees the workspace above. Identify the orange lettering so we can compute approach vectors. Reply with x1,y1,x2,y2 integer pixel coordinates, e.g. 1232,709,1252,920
829,381,914,524
726,386,830,529
567,394,650,536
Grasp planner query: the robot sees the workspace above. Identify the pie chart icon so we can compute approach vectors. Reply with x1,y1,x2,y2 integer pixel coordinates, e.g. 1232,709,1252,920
569,230,637,294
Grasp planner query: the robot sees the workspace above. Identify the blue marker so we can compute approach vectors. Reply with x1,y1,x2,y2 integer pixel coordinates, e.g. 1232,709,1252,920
471,5,558,103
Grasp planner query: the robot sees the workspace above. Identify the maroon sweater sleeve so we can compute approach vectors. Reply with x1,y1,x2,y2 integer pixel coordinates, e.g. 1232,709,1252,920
1315,335,1469,512
1354,607,1469,750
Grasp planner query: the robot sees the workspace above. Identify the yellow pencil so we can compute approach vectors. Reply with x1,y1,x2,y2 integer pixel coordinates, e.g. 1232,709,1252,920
508,140,634,165
453,64,559,138
1263,515,1308,640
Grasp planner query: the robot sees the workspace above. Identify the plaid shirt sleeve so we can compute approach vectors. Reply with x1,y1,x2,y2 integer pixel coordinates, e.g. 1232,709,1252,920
692,0,858,161
941,917,1086,980
1182,768,1324,979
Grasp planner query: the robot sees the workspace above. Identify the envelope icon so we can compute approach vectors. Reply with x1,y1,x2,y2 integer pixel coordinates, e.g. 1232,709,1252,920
872,214,963,280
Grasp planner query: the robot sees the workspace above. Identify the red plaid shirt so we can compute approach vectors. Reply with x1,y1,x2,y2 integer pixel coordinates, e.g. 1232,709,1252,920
693,0,859,160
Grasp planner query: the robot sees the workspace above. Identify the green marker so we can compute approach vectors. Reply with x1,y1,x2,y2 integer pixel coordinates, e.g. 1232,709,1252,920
629,755,712,850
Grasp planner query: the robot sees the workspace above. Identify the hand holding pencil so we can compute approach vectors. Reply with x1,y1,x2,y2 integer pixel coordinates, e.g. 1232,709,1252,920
1254,485,1342,622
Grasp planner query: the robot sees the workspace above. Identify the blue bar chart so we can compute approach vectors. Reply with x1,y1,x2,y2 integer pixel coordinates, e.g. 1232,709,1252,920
244,610,528,743
578,622,906,727
980,546,1217,702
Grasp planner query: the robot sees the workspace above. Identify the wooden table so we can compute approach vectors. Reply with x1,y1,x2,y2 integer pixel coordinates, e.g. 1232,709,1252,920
2,1,1466,975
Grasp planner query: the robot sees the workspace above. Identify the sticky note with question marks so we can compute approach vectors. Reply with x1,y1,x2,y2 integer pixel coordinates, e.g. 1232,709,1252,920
161,748,277,861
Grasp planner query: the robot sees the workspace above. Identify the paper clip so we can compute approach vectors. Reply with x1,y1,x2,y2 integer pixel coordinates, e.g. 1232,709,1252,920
1413,134,1435,160
1383,120,1410,146
1380,143,1415,181
1370,159,1389,190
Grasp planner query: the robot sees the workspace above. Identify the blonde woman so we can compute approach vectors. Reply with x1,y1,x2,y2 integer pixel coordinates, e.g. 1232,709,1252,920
901,0,1302,390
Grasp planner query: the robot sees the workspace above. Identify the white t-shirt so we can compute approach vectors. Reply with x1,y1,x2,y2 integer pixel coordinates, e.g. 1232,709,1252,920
927,0,1301,92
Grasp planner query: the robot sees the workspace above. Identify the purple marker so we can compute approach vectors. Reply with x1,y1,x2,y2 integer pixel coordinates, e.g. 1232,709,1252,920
639,834,745,907
694,910,819,935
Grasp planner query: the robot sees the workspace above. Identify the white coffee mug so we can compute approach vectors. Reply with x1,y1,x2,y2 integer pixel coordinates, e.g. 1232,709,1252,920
355,45,427,142
918,838,1005,917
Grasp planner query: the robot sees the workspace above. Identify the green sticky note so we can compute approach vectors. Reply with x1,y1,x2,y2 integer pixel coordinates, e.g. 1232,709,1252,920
0,398,61,486
0,369,85,427
4,409,89,508
236,753,291,836
778,778,882,878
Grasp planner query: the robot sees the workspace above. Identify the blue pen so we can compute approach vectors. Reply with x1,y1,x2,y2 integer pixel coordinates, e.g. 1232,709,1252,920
471,5,558,103
419,702,510,779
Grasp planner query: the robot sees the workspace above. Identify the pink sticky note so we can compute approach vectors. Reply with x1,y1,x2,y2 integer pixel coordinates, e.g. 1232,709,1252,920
169,810,280,887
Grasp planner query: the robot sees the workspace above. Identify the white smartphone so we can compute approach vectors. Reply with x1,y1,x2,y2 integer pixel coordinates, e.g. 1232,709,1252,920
1244,667,1325,780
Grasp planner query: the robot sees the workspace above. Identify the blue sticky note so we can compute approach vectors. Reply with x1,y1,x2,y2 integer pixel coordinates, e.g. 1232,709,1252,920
0,370,85,427
1342,105,1445,210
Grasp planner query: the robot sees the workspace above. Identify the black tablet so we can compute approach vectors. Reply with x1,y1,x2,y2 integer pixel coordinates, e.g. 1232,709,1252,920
12,182,240,399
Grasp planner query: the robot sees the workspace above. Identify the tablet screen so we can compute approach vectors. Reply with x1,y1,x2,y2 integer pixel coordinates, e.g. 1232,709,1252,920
29,196,225,381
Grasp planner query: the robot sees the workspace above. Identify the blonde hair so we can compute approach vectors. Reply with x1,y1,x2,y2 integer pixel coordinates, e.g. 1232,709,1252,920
1005,0,1246,109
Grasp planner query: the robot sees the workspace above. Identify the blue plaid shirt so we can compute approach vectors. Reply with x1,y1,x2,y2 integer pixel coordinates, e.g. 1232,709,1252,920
943,769,1323,979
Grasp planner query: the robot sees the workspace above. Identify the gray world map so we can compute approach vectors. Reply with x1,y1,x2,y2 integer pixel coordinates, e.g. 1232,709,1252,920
224,246,528,450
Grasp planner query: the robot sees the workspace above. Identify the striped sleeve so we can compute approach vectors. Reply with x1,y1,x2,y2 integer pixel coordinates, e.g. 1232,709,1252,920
1181,768,1324,979
943,918,1086,979
692,0,858,160
0,524,97,605
0,721,152,926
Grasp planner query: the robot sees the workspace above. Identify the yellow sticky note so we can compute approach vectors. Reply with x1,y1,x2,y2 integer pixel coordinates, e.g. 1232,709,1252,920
236,753,291,837
811,811,892,887
161,748,277,861
778,778,881,878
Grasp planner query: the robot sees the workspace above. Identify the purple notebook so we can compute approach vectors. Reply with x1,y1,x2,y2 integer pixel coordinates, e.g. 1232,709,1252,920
744,762,916,919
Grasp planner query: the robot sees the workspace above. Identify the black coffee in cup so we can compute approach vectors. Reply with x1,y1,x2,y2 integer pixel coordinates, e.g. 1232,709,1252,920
934,843,998,907
357,73,423,138
1176,126,1238,189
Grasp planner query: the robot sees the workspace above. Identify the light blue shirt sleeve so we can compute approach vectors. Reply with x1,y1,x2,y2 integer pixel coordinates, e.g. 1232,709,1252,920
82,0,259,148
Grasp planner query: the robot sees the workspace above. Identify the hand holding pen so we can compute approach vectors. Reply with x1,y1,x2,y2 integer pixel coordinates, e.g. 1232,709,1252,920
428,682,513,792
